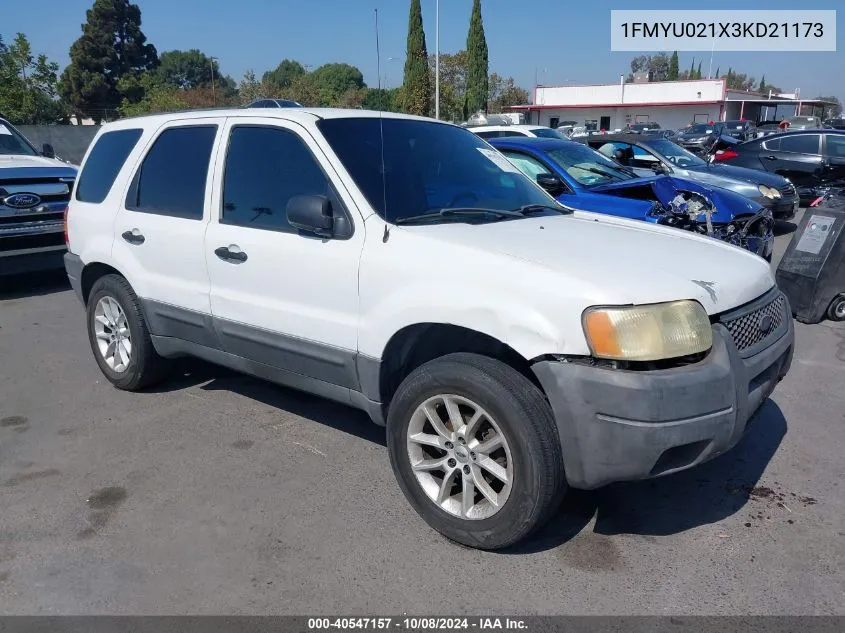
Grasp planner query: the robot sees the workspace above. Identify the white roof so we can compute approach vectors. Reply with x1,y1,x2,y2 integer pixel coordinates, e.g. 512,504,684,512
101,108,447,131
470,125,546,132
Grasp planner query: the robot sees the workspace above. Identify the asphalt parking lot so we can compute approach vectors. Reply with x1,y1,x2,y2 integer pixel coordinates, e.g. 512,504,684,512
1,214,843,615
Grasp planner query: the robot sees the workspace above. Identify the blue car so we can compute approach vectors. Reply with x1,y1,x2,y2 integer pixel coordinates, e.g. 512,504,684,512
488,137,775,259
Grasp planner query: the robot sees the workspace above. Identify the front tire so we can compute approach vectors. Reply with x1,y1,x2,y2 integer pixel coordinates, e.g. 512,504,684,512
387,353,565,549
86,274,168,390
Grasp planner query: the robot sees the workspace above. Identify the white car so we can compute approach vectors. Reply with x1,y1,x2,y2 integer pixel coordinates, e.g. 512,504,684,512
64,108,794,549
470,124,569,140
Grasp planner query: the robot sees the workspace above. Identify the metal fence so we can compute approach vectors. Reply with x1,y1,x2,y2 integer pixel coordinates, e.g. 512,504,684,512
17,125,100,166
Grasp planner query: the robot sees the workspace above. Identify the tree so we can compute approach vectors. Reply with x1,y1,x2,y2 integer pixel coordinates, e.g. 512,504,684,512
262,59,305,92
648,53,670,81
758,75,766,93
696,61,702,79
155,49,219,90
0,33,63,124
310,63,365,105
60,0,158,122
279,74,321,107
363,87,401,112
428,50,468,121
465,0,489,115
715,66,720,79
118,73,184,117
689,57,695,79
668,51,679,80
488,73,528,113
402,0,431,116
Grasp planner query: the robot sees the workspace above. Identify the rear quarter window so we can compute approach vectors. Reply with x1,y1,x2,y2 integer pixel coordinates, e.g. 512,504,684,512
75,129,143,203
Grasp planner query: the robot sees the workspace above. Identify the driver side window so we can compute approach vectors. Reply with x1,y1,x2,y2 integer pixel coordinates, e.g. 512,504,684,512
630,145,661,168
501,151,569,193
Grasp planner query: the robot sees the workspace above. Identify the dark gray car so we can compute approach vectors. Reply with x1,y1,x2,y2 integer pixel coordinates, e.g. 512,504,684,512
579,133,799,220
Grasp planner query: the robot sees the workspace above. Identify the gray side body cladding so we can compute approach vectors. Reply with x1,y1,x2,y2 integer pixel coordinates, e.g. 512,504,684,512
140,298,387,425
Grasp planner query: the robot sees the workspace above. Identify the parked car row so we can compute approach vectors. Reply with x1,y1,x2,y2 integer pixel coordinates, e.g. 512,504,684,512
61,108,794,550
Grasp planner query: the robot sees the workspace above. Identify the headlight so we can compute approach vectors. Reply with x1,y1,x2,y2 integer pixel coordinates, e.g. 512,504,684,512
582,300,713,361
758,185,782,199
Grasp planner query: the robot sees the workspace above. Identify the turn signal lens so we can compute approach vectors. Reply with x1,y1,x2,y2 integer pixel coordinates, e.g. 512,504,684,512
583,301,712,361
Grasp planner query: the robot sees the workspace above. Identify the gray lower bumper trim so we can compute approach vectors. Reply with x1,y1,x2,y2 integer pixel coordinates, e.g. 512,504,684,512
533,311,794,490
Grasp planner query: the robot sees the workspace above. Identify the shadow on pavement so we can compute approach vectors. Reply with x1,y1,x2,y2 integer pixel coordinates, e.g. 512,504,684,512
507,399,787,554
146,358,386,446
0,270,69,300
773,220,798,237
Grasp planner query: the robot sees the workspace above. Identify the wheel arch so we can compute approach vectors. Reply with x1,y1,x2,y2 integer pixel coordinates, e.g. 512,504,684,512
80,262,125,305
373,323,545,410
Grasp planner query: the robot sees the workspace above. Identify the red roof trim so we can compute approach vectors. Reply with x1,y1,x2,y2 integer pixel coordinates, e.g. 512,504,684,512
510,101,723,111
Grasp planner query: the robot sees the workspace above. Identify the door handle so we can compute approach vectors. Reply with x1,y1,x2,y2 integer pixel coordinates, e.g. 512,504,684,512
214,245,248,263
121,229,145,245
762,155,778,161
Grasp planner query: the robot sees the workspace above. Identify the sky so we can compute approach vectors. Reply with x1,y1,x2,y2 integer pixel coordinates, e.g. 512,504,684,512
4,0,844,103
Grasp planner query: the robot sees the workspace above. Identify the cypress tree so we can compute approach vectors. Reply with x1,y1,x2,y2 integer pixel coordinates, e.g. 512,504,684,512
688,57,695,79
668,51,679,80
402,0,431,116
696,61,702,79
60,0,158,122
759,75,766,93
715,66,720,79
465,0,489,115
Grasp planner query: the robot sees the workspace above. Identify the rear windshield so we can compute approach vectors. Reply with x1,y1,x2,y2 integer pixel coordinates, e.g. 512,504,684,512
76,129,143,203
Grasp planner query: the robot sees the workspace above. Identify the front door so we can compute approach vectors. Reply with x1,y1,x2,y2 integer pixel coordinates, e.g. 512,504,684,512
205,117,365,391
822,134,845,185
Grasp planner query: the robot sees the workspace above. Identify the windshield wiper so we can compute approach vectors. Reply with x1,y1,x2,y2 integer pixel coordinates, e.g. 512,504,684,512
514,203,572,215
580,166,623,181
394,207,523,225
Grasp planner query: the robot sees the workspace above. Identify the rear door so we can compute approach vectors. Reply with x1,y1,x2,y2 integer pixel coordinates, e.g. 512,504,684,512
111,119,224,347
822,134,845,185
758,134,823,187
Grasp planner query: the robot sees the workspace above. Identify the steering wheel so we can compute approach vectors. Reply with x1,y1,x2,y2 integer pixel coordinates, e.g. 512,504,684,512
667,155,678,165
447,192,479,208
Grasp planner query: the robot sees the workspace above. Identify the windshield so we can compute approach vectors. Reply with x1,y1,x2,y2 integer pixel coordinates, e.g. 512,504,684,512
647,139,707,167
0,121,39,156
531,128,569,140
544,143,635,187
317,118,556,223
685,124,714,135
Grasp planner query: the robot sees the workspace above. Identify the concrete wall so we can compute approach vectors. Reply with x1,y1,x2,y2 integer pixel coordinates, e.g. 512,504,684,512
16,125,100,166
535,79,725,107
529,104,723,131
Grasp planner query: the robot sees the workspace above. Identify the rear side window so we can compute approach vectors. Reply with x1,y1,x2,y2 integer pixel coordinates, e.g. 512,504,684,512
221,125,335,233
126,126,217,220
75,129,143,203
779,134,821,155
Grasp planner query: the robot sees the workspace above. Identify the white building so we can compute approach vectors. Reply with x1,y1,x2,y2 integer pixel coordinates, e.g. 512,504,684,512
510,79,835,131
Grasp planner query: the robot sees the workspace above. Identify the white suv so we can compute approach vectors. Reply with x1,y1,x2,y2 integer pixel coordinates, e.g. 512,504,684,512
64,108,794,549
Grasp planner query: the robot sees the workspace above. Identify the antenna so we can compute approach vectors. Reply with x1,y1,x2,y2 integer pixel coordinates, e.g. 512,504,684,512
375,8,389,240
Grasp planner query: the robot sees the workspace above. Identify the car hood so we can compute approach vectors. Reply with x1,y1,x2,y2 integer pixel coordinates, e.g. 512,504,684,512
397,213,773,314
683,163,790,191
0,154,78,180
588,175,762,221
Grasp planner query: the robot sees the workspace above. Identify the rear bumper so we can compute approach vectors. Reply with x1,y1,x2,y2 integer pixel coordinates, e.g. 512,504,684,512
63,252,84,302
0,245,66,277
533,291,794,489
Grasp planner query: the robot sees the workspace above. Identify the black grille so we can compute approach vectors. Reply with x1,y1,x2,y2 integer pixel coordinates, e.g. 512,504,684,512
722,294,786,352
778,183,796,196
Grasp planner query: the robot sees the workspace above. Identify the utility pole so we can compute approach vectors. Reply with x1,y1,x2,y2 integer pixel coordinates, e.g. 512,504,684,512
435,0,440,119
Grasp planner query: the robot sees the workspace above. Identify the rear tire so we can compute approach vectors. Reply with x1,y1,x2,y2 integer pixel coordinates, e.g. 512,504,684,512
387,353,565,550
827,294,845,322
86,274,169,390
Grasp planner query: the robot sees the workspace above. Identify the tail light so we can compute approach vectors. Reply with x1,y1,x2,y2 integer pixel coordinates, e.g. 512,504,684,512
62,206,69,245
713,149,739,162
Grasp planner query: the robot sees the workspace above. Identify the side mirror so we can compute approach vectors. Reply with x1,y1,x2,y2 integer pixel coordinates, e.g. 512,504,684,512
41,143,55,159
287,195,343,238
536,173,566,196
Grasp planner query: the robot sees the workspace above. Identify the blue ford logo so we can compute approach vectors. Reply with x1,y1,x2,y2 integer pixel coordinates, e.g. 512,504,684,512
3,193,42,209
758,314,773,334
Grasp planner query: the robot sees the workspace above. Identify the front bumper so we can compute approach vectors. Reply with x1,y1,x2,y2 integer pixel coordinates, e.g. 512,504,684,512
0,244,66,277
533,289,794,489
